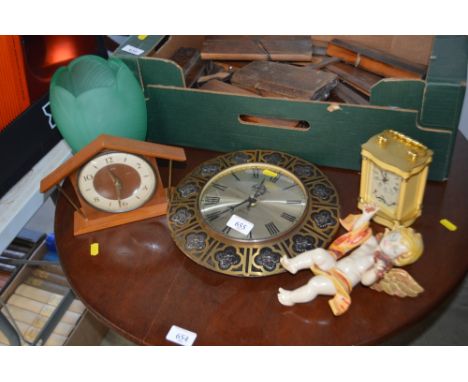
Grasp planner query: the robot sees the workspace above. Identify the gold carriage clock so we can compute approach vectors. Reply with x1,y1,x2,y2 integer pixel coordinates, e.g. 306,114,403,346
358,130,433,228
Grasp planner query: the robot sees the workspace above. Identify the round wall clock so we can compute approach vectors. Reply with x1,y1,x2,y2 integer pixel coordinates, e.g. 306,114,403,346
168,150,340,277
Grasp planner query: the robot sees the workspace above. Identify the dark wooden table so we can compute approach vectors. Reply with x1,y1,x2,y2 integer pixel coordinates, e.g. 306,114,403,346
55,133,468,345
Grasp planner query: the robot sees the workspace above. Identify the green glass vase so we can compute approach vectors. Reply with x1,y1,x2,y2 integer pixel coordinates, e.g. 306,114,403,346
50,55,147,153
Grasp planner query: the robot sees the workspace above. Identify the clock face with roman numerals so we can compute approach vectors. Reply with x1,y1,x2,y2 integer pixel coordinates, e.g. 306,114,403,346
199,163,308,242
167,150,340,277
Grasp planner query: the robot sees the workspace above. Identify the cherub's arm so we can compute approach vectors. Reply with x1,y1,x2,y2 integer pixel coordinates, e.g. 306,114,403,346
339,205,378,232
361,256,392,286
329,205,379,259
352,205,379,230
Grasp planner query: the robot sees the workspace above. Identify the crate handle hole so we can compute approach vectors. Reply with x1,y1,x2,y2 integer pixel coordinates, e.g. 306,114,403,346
238,115,310,131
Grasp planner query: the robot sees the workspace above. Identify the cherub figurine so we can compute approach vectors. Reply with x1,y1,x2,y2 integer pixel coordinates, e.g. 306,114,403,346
277,205,424,316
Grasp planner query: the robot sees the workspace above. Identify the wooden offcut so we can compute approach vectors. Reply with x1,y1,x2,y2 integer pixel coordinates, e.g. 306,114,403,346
200,79,257,96
326,62,383,96
331,83,370,105
170,47,206,87
327,38,427,79
201,36,313,62
231,61,338,100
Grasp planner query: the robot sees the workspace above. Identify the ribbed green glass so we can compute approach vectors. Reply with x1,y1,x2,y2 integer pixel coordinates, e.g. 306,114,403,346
50,55,147,152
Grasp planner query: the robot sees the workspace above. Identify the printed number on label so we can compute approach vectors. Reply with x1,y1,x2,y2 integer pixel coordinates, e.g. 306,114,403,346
166,325,197,346
121,44,145,56
226,214,254,235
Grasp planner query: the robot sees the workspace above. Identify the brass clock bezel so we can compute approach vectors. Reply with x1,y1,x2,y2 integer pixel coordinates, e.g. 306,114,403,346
167,150,341,277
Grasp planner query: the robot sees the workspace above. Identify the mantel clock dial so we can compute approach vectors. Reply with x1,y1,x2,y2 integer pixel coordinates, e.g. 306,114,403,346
358,130,433,228
77,151,157,213
168,150,340,277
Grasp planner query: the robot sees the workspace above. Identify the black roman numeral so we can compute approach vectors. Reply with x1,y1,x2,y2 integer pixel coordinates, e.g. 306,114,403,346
222,226,232,235
231,172,241,181
204,196,220,205
283,184,297,190
212,183,227,191
269,174,281,183
82,174,94,182
265,222,280,236
281,212,296,223
252,168,259,178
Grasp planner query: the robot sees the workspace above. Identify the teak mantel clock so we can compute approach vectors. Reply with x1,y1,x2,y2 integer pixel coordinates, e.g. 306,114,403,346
358,130,433,228
40,134,186,235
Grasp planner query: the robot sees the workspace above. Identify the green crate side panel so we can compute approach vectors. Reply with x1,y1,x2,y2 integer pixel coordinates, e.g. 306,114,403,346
117,57,185,98
139,58,185,88
420,83,466,128
147,86,454,181
371,80,425,111
426,36,468,84
114,35,166,58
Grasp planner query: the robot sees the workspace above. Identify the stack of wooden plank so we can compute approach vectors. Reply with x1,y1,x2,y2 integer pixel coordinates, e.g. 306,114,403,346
0,230,87,346
169,36,428,111
1,284,85,345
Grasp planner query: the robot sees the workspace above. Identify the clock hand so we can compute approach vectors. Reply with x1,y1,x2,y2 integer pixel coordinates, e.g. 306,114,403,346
207,197,256,220
379,168,388,183
107,168,123,207
115,181,122,207
228,197,257,213
375,194,389,206
252,178,266,199
248,178,267,209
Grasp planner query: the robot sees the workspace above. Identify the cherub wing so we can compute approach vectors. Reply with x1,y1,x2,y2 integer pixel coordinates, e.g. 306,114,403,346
370,269,424,298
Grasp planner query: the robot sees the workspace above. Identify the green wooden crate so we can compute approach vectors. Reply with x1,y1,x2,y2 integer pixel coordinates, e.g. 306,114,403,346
114,36,467,181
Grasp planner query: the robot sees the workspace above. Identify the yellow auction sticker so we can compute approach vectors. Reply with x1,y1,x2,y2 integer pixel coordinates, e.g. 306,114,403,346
440,219,457,231
262,169,278,178
90,243,99,256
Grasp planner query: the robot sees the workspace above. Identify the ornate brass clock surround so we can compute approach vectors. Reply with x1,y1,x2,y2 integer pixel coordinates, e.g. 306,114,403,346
168,150,340,277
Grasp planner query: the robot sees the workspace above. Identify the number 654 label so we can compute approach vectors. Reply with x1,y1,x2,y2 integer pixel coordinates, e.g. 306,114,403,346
226,214,254,235
166,325,197,346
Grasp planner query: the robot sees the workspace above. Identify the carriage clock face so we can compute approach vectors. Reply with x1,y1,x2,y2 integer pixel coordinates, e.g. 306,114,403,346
77,152,157,213
370,164,402,211
168,150,340,277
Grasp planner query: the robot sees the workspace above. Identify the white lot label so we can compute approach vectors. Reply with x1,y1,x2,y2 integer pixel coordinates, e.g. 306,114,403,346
121,44,145,56
226,214,254,235
166,325,197,346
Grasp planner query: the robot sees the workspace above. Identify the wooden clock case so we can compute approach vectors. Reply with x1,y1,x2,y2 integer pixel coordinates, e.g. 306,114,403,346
40,134,186,235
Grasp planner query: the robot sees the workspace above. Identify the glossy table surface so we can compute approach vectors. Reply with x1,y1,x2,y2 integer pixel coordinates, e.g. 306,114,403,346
55,133,468,345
